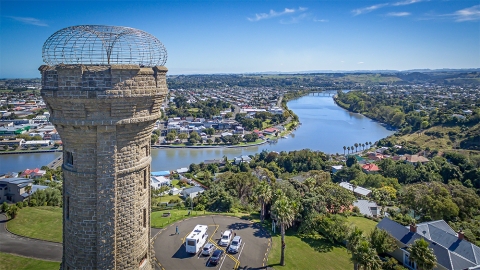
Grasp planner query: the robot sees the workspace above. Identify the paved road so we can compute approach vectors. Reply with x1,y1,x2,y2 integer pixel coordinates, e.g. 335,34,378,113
0,215,166,263
0,214,62,262
153,215,271,270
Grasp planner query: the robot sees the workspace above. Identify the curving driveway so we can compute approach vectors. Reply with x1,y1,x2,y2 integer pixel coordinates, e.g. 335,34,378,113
0,214,62,261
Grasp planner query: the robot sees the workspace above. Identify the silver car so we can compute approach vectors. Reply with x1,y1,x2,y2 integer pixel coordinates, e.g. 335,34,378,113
202,243,215,256
228,236,242,253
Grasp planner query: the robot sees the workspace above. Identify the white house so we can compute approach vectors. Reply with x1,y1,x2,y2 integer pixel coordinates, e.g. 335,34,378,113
150,176,171,189
181,186,205,198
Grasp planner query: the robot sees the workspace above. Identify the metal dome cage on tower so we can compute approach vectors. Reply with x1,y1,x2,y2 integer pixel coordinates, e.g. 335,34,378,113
42,25,167,66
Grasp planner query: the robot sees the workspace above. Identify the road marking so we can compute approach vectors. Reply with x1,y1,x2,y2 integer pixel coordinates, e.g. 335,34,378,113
236,242,246,263
218,251,227,270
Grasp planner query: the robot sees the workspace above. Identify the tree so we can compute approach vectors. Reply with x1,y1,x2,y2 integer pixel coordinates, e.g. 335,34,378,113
165,132,176,142
6,205,19,219
151,134,158,145
178,133,188,142
369,228,396,255
347,146,351,154
351,240,382,270
25,185,32,205
409,238,436,270
271,192,297,266
254,181,272,223
346,226,364,270
343,146,347,155
354,143,359,152
1,202,8,212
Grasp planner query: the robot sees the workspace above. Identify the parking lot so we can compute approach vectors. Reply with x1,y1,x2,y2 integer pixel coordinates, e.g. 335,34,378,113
152,215,271,270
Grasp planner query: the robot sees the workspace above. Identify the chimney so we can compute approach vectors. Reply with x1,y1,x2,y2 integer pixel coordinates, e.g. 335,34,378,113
410,223,417,233
458,230,464,240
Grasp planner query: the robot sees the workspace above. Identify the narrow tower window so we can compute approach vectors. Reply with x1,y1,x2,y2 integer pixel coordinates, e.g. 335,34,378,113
143,170,147,189
143,208,147,228
66,196,70,220
66,151,73,166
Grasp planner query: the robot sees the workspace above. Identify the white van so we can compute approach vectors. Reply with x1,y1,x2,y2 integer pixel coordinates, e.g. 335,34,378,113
219,230,232,246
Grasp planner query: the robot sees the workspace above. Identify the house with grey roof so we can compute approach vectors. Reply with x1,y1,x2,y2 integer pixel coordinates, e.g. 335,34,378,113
0,178,48,203
353,200,380,217
377,217,480,270
339,182,372,197
181,186,205,199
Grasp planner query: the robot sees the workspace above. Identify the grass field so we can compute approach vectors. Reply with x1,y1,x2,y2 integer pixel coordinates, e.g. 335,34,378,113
7,206,256,242
0,252,60,270
150,209,257,228
7,206,62,243
347,216,378,234
268,231,353,270
267,216,377,270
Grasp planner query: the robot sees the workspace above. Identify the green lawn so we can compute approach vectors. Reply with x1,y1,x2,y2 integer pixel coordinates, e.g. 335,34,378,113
267,216,377,270
0,252,60,270
7,206,62,243
8,206,256,242
150,209,257,228
268,231,353,270
346,216,378,234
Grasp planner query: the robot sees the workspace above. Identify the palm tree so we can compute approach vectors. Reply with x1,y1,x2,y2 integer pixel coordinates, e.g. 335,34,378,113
350,180,358,197
271,192,296,266
409,238,436,270
347,146,351,154
346,226,364,270
254,181,272,223
6,205,19,219
25,185,32,205
354,143,359,152
343,146,347,156
351,146,355,154
362,143,365,150
351,240,382,270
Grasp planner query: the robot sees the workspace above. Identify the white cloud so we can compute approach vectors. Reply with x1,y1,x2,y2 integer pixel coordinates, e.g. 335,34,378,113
386,12,411,17
248,7,307,22
392,0,424,6
280,13,311,24
453,5,480,22
358,62,364,64
8,16,48,27
352,3,389,16
313,18,329,22
353,0,423,16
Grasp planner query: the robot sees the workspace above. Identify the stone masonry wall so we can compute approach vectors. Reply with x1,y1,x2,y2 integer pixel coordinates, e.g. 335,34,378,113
40,64,167,270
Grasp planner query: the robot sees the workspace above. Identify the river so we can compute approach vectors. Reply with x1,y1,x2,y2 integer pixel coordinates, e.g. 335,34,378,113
0,93,395,174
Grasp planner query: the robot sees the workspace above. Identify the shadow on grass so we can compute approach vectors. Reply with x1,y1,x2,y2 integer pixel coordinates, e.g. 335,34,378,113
297,234,342,253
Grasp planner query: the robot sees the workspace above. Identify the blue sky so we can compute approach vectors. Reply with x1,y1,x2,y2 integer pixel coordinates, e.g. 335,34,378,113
1,0,479,78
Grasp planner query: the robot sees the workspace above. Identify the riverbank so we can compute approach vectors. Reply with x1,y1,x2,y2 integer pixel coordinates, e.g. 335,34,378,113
333,95,397,132
1,94,396,173
0,149,62,155
153,139,268,149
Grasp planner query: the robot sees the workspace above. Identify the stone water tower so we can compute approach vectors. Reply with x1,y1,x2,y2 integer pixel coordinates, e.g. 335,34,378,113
39,25,168,269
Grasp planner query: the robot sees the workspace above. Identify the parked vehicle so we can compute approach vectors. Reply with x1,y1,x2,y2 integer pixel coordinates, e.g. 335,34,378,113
202,243,215,256
210,249,224,265
219,230,232,246
185,224,208,254
228,236,242,253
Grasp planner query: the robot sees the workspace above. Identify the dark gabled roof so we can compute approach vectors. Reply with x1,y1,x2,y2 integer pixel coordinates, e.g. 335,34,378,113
377,217,480,270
